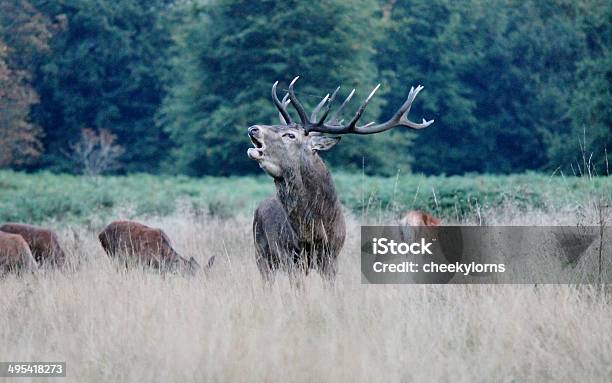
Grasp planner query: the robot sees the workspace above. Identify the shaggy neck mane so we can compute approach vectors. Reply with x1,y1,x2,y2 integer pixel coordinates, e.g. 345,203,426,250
274,153,342,242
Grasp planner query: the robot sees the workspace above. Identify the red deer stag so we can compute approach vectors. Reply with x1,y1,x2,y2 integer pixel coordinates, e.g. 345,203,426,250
0,231,38,274
248,77,433,280
0,223,66,266
98,221,214,274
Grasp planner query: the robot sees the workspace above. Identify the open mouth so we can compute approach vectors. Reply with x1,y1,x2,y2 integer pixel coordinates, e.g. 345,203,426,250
250,135,263,149
247,135,265,160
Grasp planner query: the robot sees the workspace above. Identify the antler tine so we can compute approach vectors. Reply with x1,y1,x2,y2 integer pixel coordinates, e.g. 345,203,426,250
310,85,340,128
282,92,291,106
328,88,355,125
397,85,434,129
315,86,340,126
307,84,433,135
330,86,341,102
310,94,329,122
310,84,379,134
278,92,292,124
272,81,293,124
346,84,380,130
287,76,310,125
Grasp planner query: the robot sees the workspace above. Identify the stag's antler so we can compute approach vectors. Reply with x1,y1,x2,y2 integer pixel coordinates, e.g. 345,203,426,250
272,81,293,124
271,76,434,135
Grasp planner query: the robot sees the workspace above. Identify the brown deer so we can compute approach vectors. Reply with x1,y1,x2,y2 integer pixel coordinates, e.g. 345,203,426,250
248,77,433,280
0,223,66,266
400,210,442,227
399,210,443,259
98,221,214,274
0,231,38,274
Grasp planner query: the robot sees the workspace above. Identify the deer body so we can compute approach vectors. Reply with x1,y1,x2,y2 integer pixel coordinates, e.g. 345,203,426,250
253,151,345,278
248,77,433,281
0,231,38,274
0,223,66,266
98,221,211,274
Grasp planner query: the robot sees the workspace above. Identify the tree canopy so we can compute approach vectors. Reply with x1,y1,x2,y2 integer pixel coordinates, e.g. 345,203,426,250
0,0,608,175
31,0,174,172
158,0,409,175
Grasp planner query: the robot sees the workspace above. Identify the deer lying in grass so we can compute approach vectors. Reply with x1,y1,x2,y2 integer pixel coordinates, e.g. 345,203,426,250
0,223,66,267
248,77,433,280
98,221,214,275
0,231,38,274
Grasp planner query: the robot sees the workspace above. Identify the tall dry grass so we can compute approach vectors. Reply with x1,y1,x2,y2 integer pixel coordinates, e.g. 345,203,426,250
0,205,611,382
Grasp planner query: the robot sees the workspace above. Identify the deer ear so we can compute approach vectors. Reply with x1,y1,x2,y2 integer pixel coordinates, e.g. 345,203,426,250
309,136,340,152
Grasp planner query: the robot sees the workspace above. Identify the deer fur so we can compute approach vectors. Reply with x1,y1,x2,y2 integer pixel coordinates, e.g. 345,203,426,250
400,210,442,227
98,221,213,274
0,231,38,274
0,223,66,266
251,130,345,279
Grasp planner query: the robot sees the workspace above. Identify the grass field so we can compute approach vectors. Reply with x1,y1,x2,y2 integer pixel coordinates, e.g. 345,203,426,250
0,171,611,382
1,170,610,224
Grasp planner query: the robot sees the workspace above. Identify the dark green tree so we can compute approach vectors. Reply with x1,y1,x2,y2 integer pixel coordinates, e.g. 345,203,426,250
159,0,415,176
546,1,611,174
32,0,174,172
378,0,603,175
378,0,481,174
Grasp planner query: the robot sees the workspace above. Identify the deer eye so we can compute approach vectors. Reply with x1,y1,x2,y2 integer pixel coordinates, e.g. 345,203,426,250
282,132,296,140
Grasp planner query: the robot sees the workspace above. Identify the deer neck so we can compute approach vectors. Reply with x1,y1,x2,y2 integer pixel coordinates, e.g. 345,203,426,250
274,155,342,239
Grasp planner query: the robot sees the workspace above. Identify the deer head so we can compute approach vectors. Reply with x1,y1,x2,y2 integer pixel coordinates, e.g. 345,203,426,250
247,77,433,178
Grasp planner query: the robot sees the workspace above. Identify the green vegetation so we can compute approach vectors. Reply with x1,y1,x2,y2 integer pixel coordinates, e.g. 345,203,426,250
158,0,400,175
378,0,610,173
31,0,173,172
0,0,609,176
1,171,609,224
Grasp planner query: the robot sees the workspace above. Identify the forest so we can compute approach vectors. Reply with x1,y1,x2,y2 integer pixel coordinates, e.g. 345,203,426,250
1,0,610,176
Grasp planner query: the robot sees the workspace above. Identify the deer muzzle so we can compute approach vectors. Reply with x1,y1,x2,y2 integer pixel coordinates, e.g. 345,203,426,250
247,126,265,160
